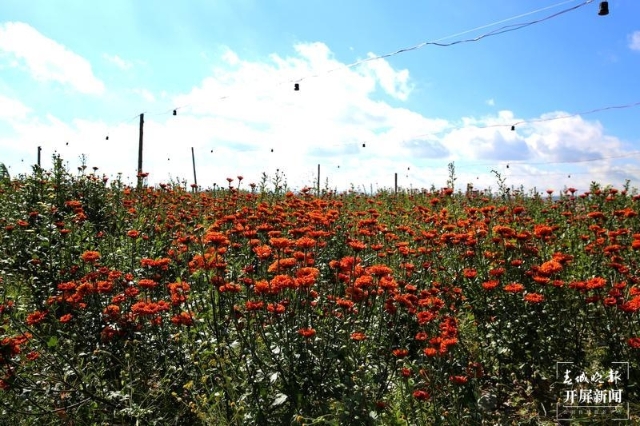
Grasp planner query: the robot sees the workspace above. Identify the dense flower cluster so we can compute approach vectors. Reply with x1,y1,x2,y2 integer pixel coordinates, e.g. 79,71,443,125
2,163,640,424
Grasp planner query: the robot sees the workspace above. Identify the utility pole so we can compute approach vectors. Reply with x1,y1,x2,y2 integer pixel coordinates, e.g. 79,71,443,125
395,173,398,195
317,164,320,196
37,146,41,168
191,147,198,190
137,113,144,189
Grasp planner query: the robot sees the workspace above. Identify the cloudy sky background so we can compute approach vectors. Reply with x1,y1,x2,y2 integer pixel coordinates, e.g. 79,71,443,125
1,0,640,193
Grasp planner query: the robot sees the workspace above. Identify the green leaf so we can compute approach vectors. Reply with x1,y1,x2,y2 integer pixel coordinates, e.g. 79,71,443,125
47,336,58,348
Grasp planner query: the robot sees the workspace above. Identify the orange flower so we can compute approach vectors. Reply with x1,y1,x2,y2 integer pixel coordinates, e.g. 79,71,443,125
417,311,437,325
504,283,525,293
126,230,140,238
586,277,607,290
348,240,367,251
423,347,437,357
271,274,295,291
267,257,297,273
270,237,293,249
524,293,545,303
533,225,554,239
96,280,113,293
245,300,264,311
204,231,230,247
366,264,393,277
138,279,158,289
392,348,409,358
295,237,316,249
59,313,73,323
170,312,194,326
336,298,355,310
253,280,272,295
539,260,562,276
80,250,101,263
350,332,367,341
482,280,499,290
253,245,273,260
267,303,286,314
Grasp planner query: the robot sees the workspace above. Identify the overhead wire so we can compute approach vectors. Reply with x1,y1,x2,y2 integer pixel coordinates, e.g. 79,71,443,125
169,0,593,114
16,0,637,184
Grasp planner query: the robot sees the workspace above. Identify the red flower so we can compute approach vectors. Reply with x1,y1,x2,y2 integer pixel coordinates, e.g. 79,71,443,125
412,390,430,401
26,311,47,326
450,375,468,385
586,277,607,290
26,351,40,361
171,312,194,326
245,300,264,311
298,328,316,338
482,280,499,290
392,348,409,358
628,337,640,349
59,314,73,323
415,331,428,341
463,268,477,279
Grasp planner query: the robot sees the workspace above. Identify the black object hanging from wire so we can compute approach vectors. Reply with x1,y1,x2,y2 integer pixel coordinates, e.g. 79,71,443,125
294,83,300,91
173,109,177,116
598,1,609,16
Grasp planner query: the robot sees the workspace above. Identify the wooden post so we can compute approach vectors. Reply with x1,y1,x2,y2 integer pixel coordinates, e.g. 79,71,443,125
395,173,398,195
191,147,198,191
317,164,320,196
37,146,41,167
137,113,144,188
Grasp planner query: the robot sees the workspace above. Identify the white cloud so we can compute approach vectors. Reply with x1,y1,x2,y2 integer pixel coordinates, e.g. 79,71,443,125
0,93,31,120
363,52,412,100
486,98,495,106
629,31,640,51
103,53,133,70
1,41,637,193
0,22,104,94
221,48,239,66
132,88,156,102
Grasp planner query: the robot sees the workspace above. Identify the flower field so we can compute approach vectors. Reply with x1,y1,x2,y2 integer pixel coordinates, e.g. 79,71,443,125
1,157,639,425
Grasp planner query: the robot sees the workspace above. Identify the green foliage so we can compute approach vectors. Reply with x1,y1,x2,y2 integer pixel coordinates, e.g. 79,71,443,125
1,157,639,425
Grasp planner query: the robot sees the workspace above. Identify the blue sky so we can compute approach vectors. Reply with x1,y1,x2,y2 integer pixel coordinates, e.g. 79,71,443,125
1,0,639,193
